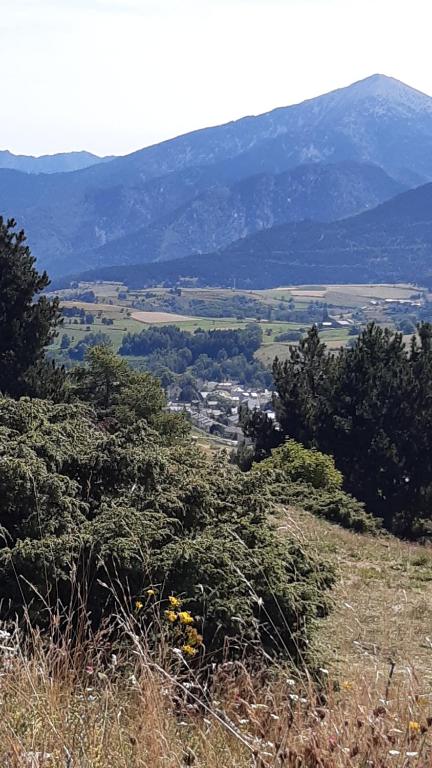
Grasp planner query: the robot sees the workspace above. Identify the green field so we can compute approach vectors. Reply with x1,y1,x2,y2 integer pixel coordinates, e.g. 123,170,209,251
52,315,145,352
50,281,426,363
54,307,350,362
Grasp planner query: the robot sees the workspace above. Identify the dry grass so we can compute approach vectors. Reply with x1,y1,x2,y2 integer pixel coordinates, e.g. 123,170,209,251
131,311,198,324
277,507,432,684
3,507,432,767
1,624,432,767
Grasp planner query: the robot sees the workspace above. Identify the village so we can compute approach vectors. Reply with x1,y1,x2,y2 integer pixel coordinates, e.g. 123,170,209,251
167,379,275,445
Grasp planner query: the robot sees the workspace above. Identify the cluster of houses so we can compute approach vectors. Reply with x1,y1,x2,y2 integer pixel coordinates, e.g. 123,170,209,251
167,381,275,445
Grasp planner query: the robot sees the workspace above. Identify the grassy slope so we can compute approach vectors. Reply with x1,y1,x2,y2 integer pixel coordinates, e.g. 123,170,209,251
279,505,432,685
3,505,432,766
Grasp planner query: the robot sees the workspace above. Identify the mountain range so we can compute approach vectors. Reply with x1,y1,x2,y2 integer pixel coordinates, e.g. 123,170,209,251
64,182,432,289
0,150,113,174
3,73,432,285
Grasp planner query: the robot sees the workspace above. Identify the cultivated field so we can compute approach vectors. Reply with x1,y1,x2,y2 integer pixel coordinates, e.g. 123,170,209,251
260,283,421,303
131,310,197,324
51,281,427,363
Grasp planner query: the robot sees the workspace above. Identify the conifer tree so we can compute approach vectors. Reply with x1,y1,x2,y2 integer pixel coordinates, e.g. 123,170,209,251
248,322,432,536
0,217,63,397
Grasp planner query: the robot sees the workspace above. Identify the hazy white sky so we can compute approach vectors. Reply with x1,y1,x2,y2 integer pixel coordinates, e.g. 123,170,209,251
2,0,432,157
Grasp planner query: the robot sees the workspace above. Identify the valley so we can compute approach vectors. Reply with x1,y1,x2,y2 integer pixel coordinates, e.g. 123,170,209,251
51,280,426,360
4,42,432,765
49,281,428,450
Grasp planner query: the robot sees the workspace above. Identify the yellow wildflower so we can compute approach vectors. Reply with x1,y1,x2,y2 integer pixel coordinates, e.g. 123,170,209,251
135,600,143,612
178,611,194,625
182,644,197,657
186,626,203,646
165,610,178,623
168,595,182,609
409,721,421,733
146,589,156,597
342,681,354,691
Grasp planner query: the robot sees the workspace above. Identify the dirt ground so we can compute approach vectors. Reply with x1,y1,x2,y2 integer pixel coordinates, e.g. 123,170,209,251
131,310,197,324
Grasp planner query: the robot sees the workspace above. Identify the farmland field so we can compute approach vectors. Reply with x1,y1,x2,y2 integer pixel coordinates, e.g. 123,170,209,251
51,282,427,360
131,310,197,324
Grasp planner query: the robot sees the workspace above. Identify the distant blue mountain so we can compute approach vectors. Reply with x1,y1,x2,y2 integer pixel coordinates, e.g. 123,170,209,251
66,182,432,289
0,149,114,174
2,73,432,277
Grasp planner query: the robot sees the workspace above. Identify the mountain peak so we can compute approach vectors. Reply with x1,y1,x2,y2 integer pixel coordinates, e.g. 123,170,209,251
336,73,432,112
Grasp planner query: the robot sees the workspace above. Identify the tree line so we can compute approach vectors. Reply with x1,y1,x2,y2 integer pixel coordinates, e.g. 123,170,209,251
242,324,432,537
119,324,263,361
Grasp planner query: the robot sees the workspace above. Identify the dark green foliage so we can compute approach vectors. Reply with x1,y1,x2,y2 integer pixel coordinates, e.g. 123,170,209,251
191,353,272,388
233,443,256,472
68,331,112,361
250,439,377,533
268,479,379,534
69,346,189,441
0,217,64,397
275,331,303,342
0,395,333,663
60,334,71,350
239,405,284,465
120,324,262,361
272,325,334,446
76,290,97,303
118,323,271,387
268,323,432,537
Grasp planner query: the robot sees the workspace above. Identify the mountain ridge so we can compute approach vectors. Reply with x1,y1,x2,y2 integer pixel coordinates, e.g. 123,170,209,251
0,149,115,174
83,161,405,269
2,73,432,276
60,181,432,289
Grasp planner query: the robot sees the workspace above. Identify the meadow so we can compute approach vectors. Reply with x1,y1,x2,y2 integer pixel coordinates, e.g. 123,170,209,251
51,281,427,368
3,501,432,767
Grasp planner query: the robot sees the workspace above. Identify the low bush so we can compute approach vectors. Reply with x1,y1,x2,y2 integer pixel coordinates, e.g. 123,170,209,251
275,330,303,342
258,439,343,491
0,396,334,666
269,477,380,534
252,441,378,533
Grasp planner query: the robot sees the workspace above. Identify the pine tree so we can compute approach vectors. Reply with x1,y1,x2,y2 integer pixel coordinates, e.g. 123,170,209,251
0,217,63,397
272,325,335,445
249,322,432,536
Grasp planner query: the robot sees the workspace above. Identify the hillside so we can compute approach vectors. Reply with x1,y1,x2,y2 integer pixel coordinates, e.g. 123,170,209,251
87,161,405,268
0,149,114,174
2,504,432,767
3,214,432,767
68,182,432,288
1,74,432,276
281,505,432,680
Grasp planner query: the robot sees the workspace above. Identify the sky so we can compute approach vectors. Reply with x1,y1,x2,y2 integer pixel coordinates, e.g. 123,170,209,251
1,0,432,157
